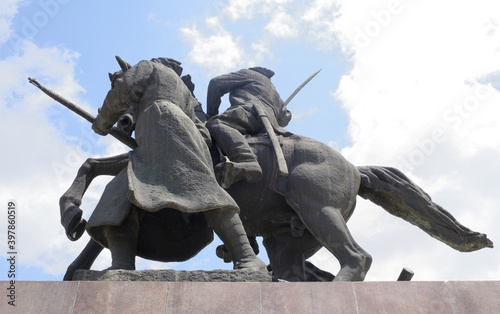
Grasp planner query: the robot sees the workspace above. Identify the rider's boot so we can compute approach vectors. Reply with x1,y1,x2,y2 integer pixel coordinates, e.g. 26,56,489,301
205,209,267,271
104,207,138,270
207,119,263,187
217,159,263,189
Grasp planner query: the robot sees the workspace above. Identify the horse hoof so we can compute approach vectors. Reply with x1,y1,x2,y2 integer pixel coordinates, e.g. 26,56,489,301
234,258,267,272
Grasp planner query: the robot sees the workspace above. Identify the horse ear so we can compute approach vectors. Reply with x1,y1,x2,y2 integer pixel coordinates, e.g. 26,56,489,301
108,72,114,82
115,56,132,71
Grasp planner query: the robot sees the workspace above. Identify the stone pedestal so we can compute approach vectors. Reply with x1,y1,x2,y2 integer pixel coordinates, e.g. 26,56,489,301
72,268,273,282
1,280,498,313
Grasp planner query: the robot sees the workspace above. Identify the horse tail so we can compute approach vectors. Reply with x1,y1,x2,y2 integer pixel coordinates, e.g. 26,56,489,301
356,166,493,252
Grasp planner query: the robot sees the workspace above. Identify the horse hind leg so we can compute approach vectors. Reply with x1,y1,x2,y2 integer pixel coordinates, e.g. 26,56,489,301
263,229,325,281
63,239,103,281
296,205,372,281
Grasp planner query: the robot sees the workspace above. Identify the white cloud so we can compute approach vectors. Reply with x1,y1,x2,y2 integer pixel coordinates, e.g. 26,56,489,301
180,17,245,74
315,0,500,281
301,0,339,50
250,40,274,60
264,11,297,38
0,0,23,44
180,16,278,74
224,0,263,20
223,0,292,21
0,39,118,278
180,1,345,74
291,107,319,121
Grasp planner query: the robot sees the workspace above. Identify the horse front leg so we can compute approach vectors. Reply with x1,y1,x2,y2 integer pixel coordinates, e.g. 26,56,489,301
60,153,129,241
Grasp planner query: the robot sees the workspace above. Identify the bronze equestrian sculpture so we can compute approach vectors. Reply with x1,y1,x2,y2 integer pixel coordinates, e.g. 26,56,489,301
38,57,492,281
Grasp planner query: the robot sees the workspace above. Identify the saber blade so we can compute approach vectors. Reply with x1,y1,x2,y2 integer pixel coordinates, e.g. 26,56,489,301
284,69,321,106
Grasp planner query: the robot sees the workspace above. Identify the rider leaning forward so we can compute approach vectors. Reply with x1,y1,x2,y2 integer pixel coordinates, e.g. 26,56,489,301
206,67,293,187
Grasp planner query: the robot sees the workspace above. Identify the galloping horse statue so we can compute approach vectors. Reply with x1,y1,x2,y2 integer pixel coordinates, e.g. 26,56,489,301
50,59,492,282
59,116,493,282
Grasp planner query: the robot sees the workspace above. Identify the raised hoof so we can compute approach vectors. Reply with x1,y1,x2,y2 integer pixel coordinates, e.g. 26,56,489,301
61,205,87,241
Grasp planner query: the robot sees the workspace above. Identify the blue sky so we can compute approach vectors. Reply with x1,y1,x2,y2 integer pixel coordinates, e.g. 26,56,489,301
1,0,500,282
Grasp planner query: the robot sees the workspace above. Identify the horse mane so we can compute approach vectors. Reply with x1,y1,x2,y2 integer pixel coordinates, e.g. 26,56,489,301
150,57,183,76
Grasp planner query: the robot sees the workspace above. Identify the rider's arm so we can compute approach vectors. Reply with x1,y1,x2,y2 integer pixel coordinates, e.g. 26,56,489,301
206,70,250,117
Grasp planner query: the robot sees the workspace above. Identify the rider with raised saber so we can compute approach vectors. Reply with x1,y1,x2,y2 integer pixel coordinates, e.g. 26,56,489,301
206,67,320,188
